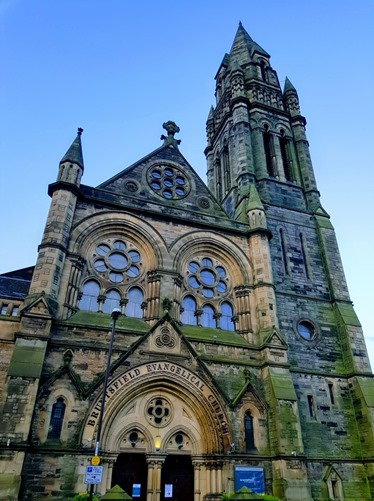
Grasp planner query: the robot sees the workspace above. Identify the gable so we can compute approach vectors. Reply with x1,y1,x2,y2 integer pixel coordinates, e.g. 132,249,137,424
88,142,230,223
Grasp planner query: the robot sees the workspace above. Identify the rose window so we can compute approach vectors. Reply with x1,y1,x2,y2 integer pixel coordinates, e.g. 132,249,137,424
92,240,141,284
187,257,228,298
147,164,190,200
146,397,171,427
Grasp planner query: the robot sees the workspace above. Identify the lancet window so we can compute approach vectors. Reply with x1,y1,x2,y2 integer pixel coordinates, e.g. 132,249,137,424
48,398,66,440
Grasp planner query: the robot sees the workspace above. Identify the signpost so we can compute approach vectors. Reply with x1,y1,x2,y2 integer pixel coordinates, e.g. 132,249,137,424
85,466,103,485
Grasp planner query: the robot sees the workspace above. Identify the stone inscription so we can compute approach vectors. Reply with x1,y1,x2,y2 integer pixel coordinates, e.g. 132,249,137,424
82,361,229,440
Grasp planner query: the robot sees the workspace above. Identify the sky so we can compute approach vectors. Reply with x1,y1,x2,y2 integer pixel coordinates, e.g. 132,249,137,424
1,0,373,367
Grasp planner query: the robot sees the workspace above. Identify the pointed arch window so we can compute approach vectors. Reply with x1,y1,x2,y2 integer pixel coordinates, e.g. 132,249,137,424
220,301,234,331
280,130,292,181
125,287,143,318
223,144,231,193
181,296,197,325
245,411,255,451
103,289,121,314
279,228,289,275
79,280,100,312
215,157,223,200
263,126,275,177
260,61,267,81
201,304,215,328
48,398,66,439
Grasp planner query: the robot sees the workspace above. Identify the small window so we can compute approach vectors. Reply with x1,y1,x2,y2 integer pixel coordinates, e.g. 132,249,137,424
297,320,316,341
307,395,315,418
201,305,215,328
328,383,335,405
78,280,100,312
48,398,66,439
1,304,9,315
220,302,234,331
102,289,121,314
245,411,255,451
181,296,197,325
11,306,19,316
125,287,143,318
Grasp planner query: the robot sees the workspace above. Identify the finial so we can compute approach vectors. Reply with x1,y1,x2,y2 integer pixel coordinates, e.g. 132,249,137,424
160,120,181,147
77,127,83,136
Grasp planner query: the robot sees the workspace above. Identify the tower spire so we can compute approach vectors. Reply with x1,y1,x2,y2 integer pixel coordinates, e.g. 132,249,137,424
59,128,84,170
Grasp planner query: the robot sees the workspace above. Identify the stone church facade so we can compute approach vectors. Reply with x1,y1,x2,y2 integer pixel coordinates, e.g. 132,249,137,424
1,24,374,501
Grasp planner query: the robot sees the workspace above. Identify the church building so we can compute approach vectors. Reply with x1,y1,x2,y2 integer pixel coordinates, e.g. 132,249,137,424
1,24,374,501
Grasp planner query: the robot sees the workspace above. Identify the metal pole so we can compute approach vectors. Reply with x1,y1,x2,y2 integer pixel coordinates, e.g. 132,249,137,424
88,308,121,501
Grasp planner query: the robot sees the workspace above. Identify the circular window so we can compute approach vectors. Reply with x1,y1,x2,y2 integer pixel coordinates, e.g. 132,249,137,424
147,164,190,200
186,257,229,298
297,320,316,341
92,240,142,283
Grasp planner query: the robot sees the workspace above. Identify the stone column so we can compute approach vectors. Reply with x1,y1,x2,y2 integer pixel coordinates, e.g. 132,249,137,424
192,460,201,501
146,459,155,501
146,454,166,501
211,465,217,493
217,463,223,494
206,464,211,495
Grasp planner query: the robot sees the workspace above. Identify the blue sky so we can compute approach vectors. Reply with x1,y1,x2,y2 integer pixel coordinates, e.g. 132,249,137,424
1,0,373,367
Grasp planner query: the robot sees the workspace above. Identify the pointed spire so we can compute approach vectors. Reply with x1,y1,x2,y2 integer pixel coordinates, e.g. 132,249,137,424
246,183,264,212
60,128,84,170
230,22,269,63
207,106,214,122
284,77,297,94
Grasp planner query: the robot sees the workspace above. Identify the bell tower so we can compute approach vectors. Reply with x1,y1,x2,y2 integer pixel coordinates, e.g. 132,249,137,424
205,22,320,216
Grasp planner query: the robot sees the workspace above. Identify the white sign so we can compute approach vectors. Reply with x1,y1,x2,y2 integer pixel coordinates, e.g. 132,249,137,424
164,484,173,498
84,465,103,485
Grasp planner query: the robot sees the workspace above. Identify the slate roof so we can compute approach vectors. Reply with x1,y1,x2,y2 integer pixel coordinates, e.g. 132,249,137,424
0,266,33,300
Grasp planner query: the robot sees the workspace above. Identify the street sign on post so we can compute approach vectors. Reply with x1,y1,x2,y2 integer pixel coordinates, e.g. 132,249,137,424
85,465,103,485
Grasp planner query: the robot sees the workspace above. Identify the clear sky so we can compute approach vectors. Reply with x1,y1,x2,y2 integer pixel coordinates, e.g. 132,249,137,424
1,0,373,367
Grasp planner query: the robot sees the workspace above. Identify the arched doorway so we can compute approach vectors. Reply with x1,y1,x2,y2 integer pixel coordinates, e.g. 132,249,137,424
112,453,148,501
161,455,194,501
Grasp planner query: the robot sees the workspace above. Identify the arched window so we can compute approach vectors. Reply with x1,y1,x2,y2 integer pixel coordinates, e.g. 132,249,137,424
102,289,121,314
245,411,255,451
215,157,222,200
201,304,215,328
279,228,289,275
181,296,197,325
48,398,66,439
78,280,100,312
260,61,267,81
223,144,231,193
280,131,292,181
125,287,143,318
220,302,234,331
263,125,275,177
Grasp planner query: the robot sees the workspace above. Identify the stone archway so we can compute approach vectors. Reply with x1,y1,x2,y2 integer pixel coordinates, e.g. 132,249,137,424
81,361,231,500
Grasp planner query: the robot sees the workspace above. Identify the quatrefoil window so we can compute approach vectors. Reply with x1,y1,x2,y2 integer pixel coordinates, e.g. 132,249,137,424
146,397,172,427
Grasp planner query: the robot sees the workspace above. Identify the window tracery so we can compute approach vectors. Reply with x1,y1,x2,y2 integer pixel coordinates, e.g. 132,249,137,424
78,238,145,318
181,256,235,331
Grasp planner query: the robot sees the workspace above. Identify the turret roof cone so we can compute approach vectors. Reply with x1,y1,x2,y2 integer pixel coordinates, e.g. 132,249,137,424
60,128,84,170
284,76,297,93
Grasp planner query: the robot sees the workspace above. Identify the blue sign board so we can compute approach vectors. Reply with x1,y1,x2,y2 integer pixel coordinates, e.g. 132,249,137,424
132,484,141,497
234,466,264,494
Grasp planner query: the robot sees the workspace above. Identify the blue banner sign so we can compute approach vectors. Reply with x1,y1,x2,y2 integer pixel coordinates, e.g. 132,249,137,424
234,466,264,494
